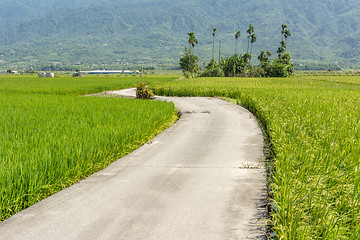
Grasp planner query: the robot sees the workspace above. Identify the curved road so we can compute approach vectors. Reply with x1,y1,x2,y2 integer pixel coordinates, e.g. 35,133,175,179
0,89,267,239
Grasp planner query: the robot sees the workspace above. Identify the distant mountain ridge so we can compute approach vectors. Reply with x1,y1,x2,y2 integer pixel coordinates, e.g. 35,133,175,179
0,0,113,29
1,0,360,69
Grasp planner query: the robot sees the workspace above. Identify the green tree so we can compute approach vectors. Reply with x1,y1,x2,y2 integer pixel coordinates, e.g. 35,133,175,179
281,24,287,41
247,24,254,54
258,51,272,65
222,53,252,77
258,51,272,77
272,25,294,77
284,29,291,52
187,32,198,54
186,32,199,74
179,47,200,78
235,30,241,55
202,59,224,77
278,25,291,57
249,33,257,62
271,58,294,77
222,54,241,77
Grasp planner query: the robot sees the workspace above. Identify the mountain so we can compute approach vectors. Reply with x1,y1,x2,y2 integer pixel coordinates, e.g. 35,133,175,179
1,0,360,70
0,0,113,29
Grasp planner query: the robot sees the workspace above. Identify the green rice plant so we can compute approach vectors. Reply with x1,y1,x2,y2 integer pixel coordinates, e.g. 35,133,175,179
0,75,177,95
0,75,178,221
150,76,360,239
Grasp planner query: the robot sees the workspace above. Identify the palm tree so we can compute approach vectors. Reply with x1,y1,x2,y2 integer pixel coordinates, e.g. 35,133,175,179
249,33,257,64
281,24,287,41
284,29,291,51
278,25,291,57
258,51,272,64
284,29,291,39
187,32,198,67
277,46,285,58
187,32,198,54
212,28,217,60
258,51,272,76
247,24,254,54
235,30,241,54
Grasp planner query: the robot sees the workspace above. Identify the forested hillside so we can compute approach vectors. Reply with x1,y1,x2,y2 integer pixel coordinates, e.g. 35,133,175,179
1,0,360,69
0,0,113,29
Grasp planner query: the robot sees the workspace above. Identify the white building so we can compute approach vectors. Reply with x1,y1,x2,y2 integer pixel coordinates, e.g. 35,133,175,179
85,70,138,75
45,73,54,77
38,72,54,77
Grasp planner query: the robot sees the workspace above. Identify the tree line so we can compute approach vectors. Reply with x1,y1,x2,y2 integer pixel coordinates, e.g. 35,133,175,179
179,24,294,78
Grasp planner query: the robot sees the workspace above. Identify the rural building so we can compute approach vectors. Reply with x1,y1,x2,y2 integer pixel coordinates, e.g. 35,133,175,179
85,70,139,75
38,72,54,77
45,73,54,77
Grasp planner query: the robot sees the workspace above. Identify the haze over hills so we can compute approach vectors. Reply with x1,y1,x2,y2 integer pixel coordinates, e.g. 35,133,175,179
0,0,112,29
1,0,360,70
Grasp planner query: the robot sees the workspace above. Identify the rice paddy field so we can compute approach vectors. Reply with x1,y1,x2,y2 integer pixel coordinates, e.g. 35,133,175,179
1,74,359,239
0,74,178,222
150,76,360,239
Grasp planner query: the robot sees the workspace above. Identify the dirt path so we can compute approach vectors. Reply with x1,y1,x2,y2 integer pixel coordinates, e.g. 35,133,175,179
0,89,267,239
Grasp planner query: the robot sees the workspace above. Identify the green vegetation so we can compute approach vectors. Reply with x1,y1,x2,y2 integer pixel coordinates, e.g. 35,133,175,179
2,0,360,69
135,82,155,99
179,41,200,78
0,75,178,222
178,32,200,78
184,25,294,78
0,75,176,95
150,76,360,239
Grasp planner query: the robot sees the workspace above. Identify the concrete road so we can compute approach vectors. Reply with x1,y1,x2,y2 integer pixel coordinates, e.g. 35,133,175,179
0,90,267,240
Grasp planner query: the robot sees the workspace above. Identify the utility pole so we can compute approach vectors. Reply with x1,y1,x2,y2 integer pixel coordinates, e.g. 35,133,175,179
142,60,144,77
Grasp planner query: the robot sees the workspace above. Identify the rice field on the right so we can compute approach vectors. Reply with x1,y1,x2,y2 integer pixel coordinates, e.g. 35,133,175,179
151,75,360,239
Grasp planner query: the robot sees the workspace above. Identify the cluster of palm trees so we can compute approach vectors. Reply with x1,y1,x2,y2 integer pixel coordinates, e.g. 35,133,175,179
180,24,294,78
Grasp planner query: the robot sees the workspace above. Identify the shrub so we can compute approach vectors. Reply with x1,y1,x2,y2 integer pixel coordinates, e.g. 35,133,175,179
135,82,154,99
201,59,224,77
179,47,200,78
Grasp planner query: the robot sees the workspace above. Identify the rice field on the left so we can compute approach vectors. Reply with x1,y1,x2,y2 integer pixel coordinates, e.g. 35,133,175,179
0,74,178,222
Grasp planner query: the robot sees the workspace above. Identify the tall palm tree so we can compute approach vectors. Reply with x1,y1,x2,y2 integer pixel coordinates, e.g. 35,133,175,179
247,24,254,54
281,24,287,41
258,51,272,64
250,34,257,55
249,33,257,64
284,29,291,39
187,32,198,54
212,28,217,60
235,30,241,55
187,32,198,67
279,25,291,57
284,29,291,50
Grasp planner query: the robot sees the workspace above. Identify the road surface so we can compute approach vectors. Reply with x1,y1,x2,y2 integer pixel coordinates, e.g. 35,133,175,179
0,89,267,239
